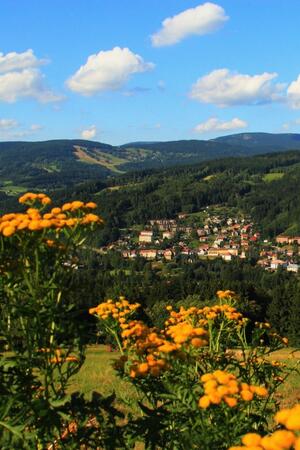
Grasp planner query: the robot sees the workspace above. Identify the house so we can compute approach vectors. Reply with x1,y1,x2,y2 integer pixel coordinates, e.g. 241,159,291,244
122,250,137,258
276,235,300,245
276,235,290,244
270,259,287,270
257,259,270,268
287,263,299,273
163,249,173,260
180,247,191,256
207,248,238,258
222,252,232,261
149,219,176,231
162,231,174,240
197,244,209,256
139,249,157,259
289,237,300,245
139,230,153,243
199,236,208,242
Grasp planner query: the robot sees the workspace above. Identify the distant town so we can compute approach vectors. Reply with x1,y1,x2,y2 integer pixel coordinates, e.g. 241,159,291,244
97,207,300,274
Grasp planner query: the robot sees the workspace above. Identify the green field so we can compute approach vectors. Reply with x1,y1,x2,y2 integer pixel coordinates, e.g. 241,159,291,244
70,346,300,408
263,172,284,182
0,181,28,195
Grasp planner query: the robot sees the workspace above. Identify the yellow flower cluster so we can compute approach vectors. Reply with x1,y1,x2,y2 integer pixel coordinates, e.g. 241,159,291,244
129,354,167,378
276,404,300,431
217,290,238,300
49,349,78,364
165,301,247,329
229,405,300,449
229,429,299,450
19,192,52,205
199,370,268,409
0,194,102,237
89,297,140,322
165,305,207,327
122,318,174,350
166,322,208,347
207,304,248,324
115,320,173,377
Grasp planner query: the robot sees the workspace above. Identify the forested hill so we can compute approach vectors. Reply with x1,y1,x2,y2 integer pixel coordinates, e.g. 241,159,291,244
44,150,300,243
213,132,300,151
1,133,300,193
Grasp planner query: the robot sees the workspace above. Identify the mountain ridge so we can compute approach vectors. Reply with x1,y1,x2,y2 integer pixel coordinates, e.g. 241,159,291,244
1,133,300,194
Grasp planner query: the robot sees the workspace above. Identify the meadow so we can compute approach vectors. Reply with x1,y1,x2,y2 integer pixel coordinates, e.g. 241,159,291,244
70,346,300,408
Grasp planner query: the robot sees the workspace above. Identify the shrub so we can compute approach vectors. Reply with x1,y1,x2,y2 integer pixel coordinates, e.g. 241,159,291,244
90,291,296,449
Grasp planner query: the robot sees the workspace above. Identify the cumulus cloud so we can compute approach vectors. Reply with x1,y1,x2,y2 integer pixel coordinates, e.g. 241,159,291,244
81,125,97,140
287,75,300,109
0,49,47,74
189,69,285,107
0,49,62,103
151,2,228,47
67,47,154,95
0,69,63,103
194,117,247,133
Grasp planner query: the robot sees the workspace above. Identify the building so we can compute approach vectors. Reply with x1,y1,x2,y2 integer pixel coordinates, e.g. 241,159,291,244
287,263,299,273
163,249,173,260
139,249,157,259
162,231,174,240
139,230,153,243
270,259,287,270
275,235,300,245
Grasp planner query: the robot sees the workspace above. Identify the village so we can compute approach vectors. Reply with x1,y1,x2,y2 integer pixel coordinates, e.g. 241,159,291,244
100,208,300,274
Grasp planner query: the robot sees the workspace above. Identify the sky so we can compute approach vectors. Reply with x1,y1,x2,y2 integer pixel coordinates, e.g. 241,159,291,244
1,0,300,145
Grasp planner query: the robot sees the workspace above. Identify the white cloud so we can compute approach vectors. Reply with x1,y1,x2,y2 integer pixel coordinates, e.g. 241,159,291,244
151,2,228,47
0,49,63,103
190,69,285,107
81,125,97,140
0,49,47,74
194,117,247,133
287,75,300,109
0,118,19,129
0,69,63,103
67,47,154,95
0,119,43,139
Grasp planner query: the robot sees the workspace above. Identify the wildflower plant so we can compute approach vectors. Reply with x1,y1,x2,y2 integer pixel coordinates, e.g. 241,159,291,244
0,194,126,448
90,290,297,449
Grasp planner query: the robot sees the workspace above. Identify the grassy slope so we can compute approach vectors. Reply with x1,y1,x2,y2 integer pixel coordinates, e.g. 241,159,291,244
70,346,300,408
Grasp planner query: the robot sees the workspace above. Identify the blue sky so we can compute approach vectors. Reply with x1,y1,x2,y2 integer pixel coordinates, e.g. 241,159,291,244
1,0,300,145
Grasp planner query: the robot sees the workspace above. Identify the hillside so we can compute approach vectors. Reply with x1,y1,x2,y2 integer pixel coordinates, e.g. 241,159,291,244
40,150,300,245
2,133,300,196
214,132,300,151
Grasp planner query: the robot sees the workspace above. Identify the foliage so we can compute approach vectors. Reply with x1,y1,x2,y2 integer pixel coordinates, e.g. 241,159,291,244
0,193,127,448
90,291,298,450
70,252,300,346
